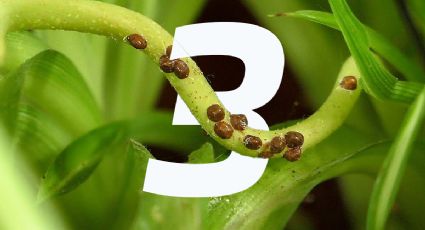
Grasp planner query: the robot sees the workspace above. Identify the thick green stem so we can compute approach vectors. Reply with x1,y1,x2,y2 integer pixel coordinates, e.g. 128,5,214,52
0,0,361,157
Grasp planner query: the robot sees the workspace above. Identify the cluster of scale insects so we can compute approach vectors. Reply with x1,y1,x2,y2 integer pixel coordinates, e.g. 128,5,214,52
126,33,190,79
126,33,358,162
206,103,305,161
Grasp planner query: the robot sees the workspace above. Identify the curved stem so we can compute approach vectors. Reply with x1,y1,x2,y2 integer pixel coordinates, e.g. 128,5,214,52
0,0,362,157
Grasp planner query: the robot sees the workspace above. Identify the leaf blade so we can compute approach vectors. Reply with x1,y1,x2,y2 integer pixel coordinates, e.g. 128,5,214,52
329,0,423,103
37,112,210,202
367,86,425,230
285,10,425,82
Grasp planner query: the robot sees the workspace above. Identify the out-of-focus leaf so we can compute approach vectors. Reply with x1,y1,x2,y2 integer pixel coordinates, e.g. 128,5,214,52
407,0,425,37
188,142,215,164
37,122,125,203
0,128,67,230
34,31,107,106
132,143,210,230
0,32,47,133
0,32,47,74
329,0,424,103
37,112,210,203
0,50,101,172
341,141,425,230
0,50,101,136
367,87,425,230
104,140,153,230
284,10,425,82
14,106,73,172
134,195,208,230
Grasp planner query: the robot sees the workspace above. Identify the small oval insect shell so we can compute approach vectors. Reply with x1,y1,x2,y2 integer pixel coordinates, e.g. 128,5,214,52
243,135,262,150
270,136,285,153
283,147,301,162
207,104,225,122
159,55,175,73
340,76,357,90
166,45,173,57
126,34,147,49
259,151,273,159
284,131,304,148
173,59,190,79
214,121,234,139
230,114,248,131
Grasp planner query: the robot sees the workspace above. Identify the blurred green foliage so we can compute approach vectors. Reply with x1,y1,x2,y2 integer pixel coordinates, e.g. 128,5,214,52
0,0,424,229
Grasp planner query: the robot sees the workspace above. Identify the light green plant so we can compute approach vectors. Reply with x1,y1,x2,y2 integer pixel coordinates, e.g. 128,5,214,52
0,0,424,229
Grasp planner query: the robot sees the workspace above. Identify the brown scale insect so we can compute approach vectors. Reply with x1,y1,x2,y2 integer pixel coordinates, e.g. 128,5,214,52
126,34,147,49
166,45,173,57
173,59,190,79
270,136,286,153
159,55,175,73
214,121,233,139
259,151,273,159
283,147,302,162
285,131,304,148
340,76,357,90
230,114,248,131
207,104,225,122
243,135,262,150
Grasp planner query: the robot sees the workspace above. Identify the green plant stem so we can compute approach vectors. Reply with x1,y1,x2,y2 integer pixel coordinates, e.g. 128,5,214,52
0,0,361,157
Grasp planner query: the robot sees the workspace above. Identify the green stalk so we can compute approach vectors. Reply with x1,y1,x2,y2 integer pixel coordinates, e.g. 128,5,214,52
0,0,361,157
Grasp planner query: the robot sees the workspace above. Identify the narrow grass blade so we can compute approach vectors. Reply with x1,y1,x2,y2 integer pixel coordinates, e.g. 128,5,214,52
284,10,425,82
329,0,424,103
367,87,425,230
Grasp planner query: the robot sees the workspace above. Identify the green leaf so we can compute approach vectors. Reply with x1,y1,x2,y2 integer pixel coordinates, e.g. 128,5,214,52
0,31,47,74
0,49,102,172
13,105,73,172
0,32,47,131
329,0,424,103
367,87,425,230
104,140,153,230
284,10,425,82
34,30,108,106
132,143,212,230
207,123,381,229
0,50,102,136
407,0,425,37
37,112,210,202
188,142,215,164
36,122,125,203
0,127,67,230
